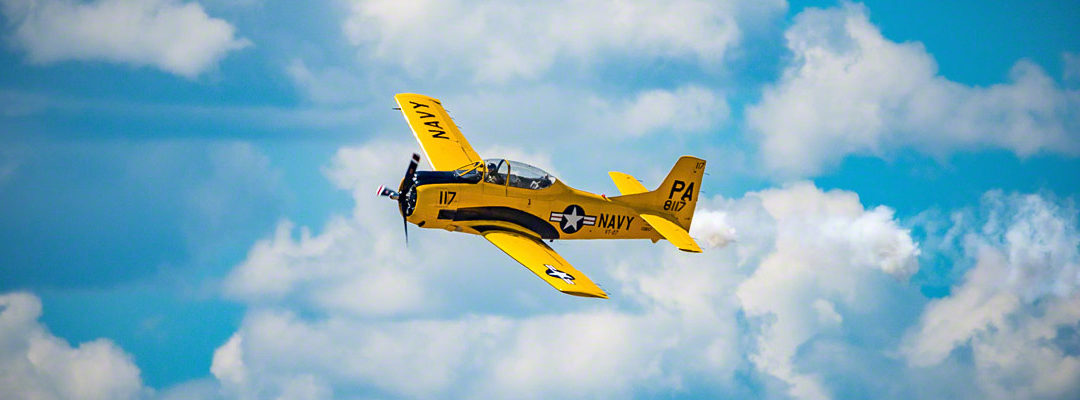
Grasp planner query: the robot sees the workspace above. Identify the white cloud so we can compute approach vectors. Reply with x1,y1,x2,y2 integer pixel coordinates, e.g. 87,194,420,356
211,309,690,399
735,182,920,400
343,0,783,83
223,142,431,316
591,86,729,138
747,3,1080,177
444,85,729,147
0,292,147,400
285,59,369,105
0,0,250,78
902,192,1080,399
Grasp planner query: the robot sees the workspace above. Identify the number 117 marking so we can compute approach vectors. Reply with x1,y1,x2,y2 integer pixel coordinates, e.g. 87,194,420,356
439,191,457,205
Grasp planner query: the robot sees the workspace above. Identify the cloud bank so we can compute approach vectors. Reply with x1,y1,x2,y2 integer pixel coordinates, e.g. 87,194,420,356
0,292,147,400
344,0,785,83
903,191,1080,399
747,3,1080,177
0,0,249,78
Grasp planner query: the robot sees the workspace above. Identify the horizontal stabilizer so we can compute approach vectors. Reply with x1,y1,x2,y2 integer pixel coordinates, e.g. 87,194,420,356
608,171,649,195
639,213,702,253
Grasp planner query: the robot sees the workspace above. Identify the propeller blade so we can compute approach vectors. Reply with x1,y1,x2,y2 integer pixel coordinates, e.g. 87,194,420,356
396,153,421,247
398,153,421,193
397,153,421,218
376,185,399,200
377,153,423,246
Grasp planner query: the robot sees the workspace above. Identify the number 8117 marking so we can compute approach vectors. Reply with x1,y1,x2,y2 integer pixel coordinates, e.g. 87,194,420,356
664,200,686,211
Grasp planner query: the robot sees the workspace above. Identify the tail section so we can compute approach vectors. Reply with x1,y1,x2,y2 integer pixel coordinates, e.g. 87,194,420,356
610,156,706,230
609,156,706,252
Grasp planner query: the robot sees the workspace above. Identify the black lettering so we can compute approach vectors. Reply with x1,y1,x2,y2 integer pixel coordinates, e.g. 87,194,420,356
680,182,695,202
416,111,436,119
438,191,457,205
668,180,686,199
410,101,429,109
431,130,449,139
597,214,609,228
626,216,635,228
424,120,443,129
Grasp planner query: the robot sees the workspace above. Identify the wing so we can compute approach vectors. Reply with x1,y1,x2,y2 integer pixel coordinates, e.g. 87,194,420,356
482,230,608,298
394,93,482,171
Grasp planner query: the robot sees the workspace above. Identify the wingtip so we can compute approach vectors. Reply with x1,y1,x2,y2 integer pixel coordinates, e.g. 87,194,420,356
564,290,609,299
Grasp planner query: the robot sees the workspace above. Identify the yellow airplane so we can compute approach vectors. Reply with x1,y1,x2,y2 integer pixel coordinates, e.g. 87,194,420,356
377,93,706,298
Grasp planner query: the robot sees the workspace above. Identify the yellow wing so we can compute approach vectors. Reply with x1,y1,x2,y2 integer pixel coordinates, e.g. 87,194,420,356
394,93,482,171
482,230,608,298
639,213,703,253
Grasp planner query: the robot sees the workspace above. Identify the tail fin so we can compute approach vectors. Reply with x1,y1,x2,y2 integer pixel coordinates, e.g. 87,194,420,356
610,156,706,230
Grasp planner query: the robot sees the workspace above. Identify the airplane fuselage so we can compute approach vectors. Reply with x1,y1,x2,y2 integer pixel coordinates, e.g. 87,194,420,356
406,174,663,241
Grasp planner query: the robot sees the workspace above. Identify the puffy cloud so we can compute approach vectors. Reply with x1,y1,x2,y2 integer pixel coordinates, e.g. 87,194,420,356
444,85,729,146
747,3,1080,177
590,85,729,138
211,309,689,399
0,292,147,400
735,182,920,400
0,0,250,78
223,142,432,316
344,0,784,83
902,192,1080,399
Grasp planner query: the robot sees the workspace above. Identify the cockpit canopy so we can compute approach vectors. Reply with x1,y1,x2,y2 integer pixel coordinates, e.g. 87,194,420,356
452,159,557,190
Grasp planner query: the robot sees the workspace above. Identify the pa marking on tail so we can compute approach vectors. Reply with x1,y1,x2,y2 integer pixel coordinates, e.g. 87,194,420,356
664,180,695,211
408,100,449,140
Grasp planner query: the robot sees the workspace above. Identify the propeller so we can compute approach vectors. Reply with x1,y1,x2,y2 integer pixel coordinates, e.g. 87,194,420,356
377,153,421,246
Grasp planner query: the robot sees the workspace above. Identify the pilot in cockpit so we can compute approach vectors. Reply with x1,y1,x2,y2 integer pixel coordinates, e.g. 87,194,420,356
486,162,504,184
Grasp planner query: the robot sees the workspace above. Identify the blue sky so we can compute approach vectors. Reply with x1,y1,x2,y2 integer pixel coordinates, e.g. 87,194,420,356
0,1,1078,399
